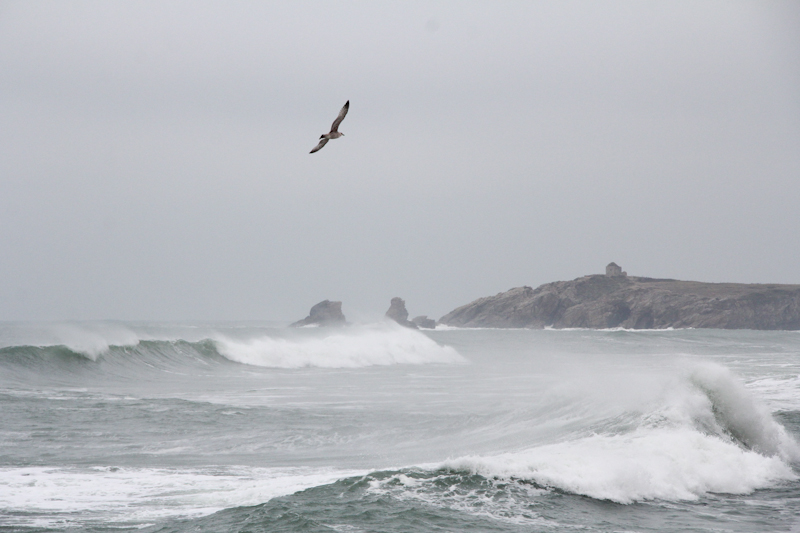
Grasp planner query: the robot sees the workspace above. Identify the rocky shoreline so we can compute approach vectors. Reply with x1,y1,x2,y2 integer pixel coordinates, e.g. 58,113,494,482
439,266,800,330
289,265,800,331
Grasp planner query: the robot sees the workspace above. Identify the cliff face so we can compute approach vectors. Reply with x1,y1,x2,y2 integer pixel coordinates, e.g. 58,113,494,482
438,275,800,330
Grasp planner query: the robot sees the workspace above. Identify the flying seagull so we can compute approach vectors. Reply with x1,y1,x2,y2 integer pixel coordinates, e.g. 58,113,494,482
310,100,349,154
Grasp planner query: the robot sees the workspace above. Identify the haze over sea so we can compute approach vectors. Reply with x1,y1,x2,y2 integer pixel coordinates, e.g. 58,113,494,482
2,321,799,532
2,3,800,531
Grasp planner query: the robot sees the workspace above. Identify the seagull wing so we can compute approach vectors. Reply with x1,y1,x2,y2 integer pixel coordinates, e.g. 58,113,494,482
309,137,329,154
330,100,349,132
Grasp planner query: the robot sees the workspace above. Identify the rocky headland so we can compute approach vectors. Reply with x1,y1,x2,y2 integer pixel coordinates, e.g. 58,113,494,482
439,264,800,330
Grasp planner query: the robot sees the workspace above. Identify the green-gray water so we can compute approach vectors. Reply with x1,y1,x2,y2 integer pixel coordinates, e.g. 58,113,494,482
2,323,799,532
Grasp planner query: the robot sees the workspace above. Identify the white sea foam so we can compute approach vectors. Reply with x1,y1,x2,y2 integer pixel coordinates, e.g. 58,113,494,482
444,428,795,504
747,375,800,411
543,326,680,332
441,362,799,504
213,323,465,368
364,471,555,528
0,465,362,528
682,362,799,460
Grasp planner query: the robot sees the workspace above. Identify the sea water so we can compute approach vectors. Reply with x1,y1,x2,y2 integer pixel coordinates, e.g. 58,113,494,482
1,322,799,532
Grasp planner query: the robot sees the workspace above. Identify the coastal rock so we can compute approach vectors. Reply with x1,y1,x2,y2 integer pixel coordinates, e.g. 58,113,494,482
291,300,347,327
385,297,418,329
439,273,800,330
412,315,436,329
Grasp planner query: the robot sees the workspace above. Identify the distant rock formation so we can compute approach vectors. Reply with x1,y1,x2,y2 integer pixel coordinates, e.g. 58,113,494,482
411,315,436,329
291,300,347,327
439,272,800,330
385,297,418,329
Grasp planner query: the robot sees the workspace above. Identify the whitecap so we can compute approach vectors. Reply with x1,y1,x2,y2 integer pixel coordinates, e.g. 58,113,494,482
213,323,464,368
443,426,796,504
440,361,799,504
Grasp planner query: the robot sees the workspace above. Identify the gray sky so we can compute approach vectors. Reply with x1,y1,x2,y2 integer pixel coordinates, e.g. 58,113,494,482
1,1,799,322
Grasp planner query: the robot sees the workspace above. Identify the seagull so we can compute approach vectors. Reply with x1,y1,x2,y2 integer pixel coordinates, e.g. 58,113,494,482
310,100,349,154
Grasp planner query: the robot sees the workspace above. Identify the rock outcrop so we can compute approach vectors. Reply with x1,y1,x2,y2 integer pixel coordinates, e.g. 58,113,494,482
411,315,436,329
385,297,418,329
439,275,800,330
291,300,347,327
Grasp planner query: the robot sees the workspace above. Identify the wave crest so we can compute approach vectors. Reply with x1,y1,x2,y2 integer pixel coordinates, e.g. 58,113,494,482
213,324,464,368
0,323,141,360
444,428,796,504
440,362,799,504
685,363,799,460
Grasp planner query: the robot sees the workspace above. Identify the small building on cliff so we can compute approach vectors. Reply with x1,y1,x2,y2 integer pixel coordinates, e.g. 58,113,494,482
606,262,627,277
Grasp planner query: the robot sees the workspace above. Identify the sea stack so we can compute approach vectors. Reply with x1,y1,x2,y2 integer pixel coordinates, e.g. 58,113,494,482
385,297,418,329
291,300,347,327
411,315,436,329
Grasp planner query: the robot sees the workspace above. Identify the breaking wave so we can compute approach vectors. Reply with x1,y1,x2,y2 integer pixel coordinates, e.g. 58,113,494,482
0,323,464,381
213,324,464,368
436,362,799,503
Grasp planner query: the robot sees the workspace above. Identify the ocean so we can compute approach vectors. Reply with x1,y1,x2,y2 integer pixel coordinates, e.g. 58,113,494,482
1,321,799,532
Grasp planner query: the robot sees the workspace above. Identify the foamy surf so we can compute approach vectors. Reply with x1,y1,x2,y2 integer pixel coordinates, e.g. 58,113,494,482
747,375,800,412
213,323,464,368
3,324,800,532
440,362,799,504
443,428,796,504
0,465,364,528
362,470,554,528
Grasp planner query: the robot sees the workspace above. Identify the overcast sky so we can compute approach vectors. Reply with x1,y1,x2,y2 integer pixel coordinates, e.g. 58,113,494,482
1,1,799,322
